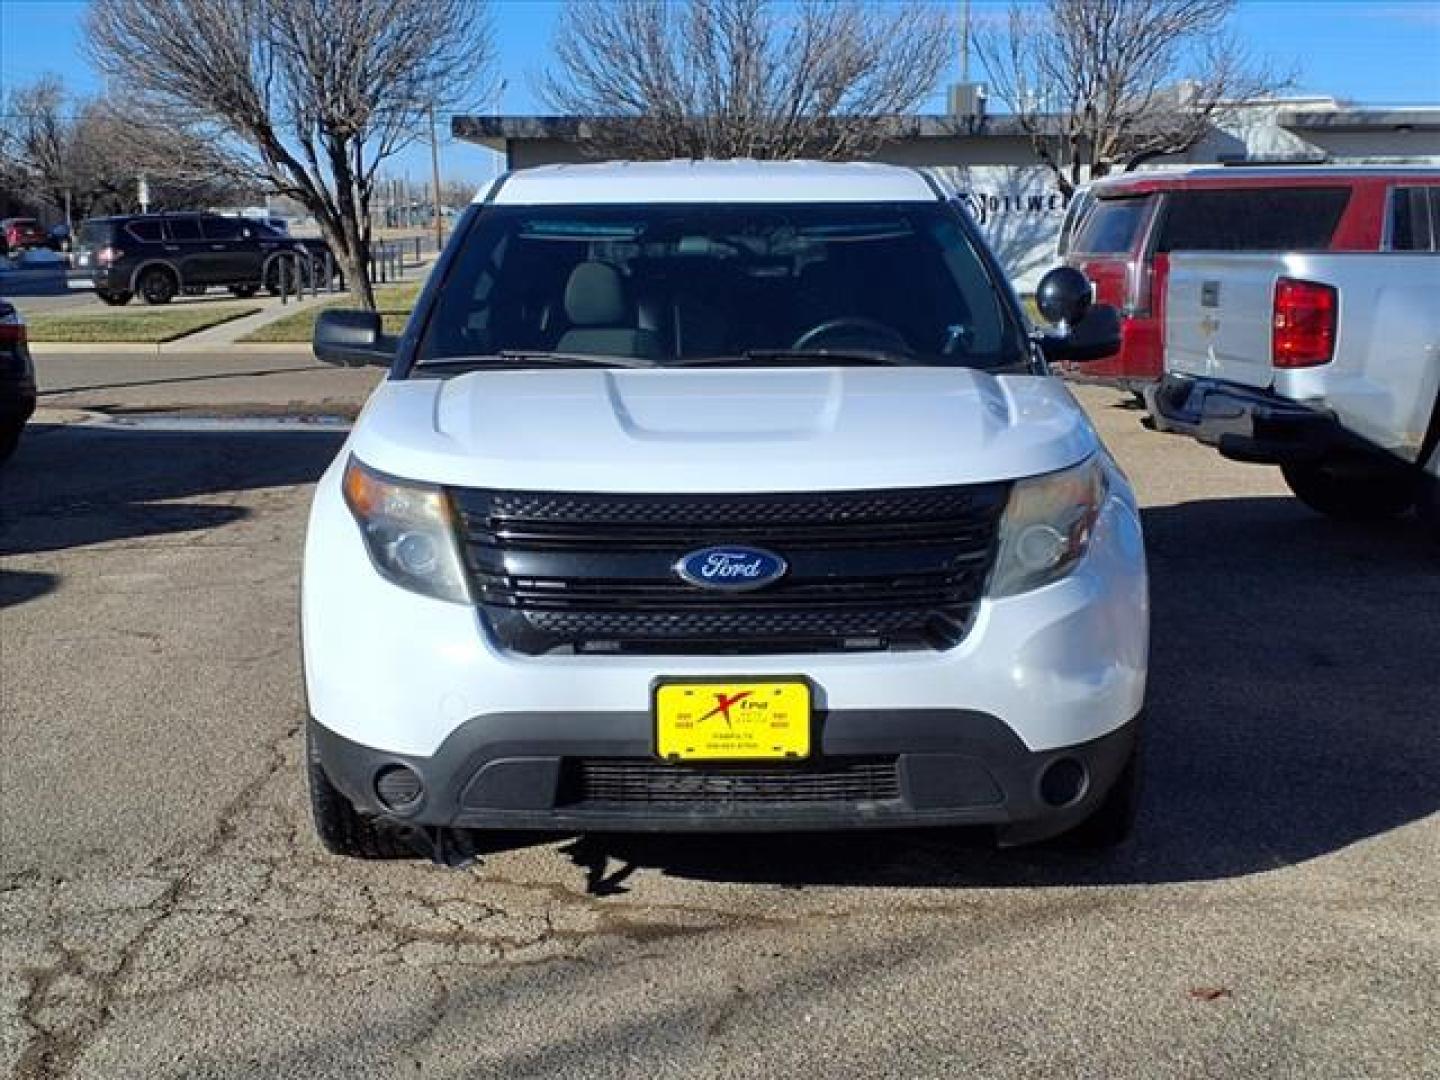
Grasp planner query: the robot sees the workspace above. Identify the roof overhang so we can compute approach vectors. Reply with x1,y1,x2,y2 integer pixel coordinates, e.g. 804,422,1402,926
1277,107,1440,133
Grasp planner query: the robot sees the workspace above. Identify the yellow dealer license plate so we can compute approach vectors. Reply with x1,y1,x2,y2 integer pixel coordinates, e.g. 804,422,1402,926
654,680,811,762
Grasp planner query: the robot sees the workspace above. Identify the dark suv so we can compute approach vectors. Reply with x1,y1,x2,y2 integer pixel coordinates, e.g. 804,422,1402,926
74,213,327,305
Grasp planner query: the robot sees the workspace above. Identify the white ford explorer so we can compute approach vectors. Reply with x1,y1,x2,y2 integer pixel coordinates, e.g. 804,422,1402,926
301,161,1148,860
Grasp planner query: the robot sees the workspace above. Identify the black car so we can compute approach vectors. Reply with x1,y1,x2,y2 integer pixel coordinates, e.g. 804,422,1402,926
73,213,329,305
0,300,37,462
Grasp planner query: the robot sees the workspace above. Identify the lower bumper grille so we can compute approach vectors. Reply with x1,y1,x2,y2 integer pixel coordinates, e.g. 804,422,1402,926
570,758,901,805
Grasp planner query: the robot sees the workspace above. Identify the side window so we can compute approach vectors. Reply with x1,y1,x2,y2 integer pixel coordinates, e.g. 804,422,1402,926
1387,186,1436,252
126,220,164,243
1071,197,1151,255
200,217,244,241
165,218,202,241
1156,188,1352,252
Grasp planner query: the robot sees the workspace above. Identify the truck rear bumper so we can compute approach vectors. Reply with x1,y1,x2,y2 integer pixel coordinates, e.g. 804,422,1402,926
1147,373,1350,465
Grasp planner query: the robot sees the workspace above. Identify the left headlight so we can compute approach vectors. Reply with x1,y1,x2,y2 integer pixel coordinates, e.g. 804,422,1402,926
342,456,470,604
989,455,1107,598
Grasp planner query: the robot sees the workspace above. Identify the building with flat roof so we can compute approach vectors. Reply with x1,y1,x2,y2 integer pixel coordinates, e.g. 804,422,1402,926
455,96,1440,289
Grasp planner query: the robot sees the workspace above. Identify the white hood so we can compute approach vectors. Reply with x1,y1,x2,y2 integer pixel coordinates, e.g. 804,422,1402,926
346,366,1097,493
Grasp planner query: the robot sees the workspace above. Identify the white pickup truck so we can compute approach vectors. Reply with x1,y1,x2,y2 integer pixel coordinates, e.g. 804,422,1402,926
1150,251,1440,534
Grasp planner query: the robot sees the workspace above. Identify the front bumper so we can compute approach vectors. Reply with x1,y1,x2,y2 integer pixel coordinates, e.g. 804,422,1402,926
302,455,1149,842
1147,373,1355,465
311,710,1140,842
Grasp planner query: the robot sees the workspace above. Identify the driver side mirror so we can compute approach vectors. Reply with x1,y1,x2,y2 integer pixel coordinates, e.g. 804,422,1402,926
1033,266,1122,364
313,308,395,368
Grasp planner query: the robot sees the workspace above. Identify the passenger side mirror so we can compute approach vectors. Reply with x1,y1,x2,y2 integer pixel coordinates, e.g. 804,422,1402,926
1035,266,1093,326
1033,266,1122,364
313,308,395,368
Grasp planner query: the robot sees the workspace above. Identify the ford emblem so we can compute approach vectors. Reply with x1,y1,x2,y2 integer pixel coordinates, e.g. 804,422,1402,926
675,545,788,591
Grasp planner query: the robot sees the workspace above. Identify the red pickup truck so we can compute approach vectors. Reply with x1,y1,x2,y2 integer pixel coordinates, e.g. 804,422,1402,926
1059,166,1440,393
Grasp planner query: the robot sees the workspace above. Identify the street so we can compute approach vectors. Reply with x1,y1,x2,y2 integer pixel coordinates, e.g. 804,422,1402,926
2,386,1437,1079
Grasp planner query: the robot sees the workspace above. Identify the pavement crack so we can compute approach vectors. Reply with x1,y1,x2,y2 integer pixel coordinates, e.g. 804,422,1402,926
10,715,302,1079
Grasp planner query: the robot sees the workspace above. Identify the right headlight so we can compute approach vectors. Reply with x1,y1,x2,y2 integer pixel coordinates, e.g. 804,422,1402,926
989,455,1107,598
341,456,470,604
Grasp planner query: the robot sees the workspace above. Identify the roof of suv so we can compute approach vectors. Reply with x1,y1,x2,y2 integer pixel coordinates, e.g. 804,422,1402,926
1089,164,1440,198
479,160,941,206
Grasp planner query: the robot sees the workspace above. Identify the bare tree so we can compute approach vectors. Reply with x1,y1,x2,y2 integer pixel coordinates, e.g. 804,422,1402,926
86,0,495,308
974,0,1291,196
542,0,954,160
0,75,257,221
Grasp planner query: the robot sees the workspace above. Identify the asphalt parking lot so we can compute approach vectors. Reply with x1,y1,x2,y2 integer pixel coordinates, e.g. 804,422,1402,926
2,386,1437,1079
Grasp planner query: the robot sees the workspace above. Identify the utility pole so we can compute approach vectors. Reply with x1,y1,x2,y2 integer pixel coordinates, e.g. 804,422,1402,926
428,101,444,250
959,0,971,84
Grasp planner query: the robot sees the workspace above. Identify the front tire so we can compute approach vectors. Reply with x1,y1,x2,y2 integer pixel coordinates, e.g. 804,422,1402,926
1281,461,1418,521
138,266,178,305
0,424,22,464
1420,473,1440,543
306,726,412,860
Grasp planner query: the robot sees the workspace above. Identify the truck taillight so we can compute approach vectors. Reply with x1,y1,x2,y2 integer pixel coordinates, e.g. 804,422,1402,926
1272,277,1337,369
0,318,25,347
1124,258,1153,316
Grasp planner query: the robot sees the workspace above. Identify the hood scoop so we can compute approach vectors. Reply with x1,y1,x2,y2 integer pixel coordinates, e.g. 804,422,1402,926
602,369,844,440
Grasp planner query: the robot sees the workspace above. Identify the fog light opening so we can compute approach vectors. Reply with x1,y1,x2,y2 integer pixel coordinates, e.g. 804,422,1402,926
374,764,424,810
1039,757,1088,808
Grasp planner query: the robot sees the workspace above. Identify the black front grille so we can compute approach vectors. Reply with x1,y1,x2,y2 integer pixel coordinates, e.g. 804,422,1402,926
571,758,901,805
451,483,1009,656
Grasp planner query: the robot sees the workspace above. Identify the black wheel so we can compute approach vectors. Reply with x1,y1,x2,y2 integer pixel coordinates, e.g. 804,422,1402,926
264,255,309,296
1281,460,1418,521
306,726,412,860
1054,742,1141,851
229,284,260,299
138,266,178,305
0,424,21,464
96,289,132,306
1420,473,1440,544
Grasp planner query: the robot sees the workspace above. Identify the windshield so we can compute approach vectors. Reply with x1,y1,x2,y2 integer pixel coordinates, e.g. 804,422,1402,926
413,202,1025,370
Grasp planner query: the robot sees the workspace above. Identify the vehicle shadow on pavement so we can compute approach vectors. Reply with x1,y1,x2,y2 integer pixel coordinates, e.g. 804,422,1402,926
528,495,1440,892
0,423,345,559
0,567,59,609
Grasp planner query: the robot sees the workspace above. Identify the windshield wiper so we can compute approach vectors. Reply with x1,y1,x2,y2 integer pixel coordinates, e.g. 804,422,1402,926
672,349,911,368
416,351,653,371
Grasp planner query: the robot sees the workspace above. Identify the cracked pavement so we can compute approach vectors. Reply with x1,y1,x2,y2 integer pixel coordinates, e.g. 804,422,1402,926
2,387,1437,1079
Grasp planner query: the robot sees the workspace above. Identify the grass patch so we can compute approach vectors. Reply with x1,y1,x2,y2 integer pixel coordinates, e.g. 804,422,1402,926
26,304,262,344
240,281,422,344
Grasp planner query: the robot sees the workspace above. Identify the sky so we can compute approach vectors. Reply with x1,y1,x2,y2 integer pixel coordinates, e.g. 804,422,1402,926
3,0,1439,186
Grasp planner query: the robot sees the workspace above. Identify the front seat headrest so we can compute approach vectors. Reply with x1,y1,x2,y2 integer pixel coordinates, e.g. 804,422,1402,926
564,262,628,327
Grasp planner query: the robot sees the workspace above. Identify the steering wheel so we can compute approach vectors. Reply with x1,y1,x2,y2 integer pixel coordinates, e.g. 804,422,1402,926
791,317,910,354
